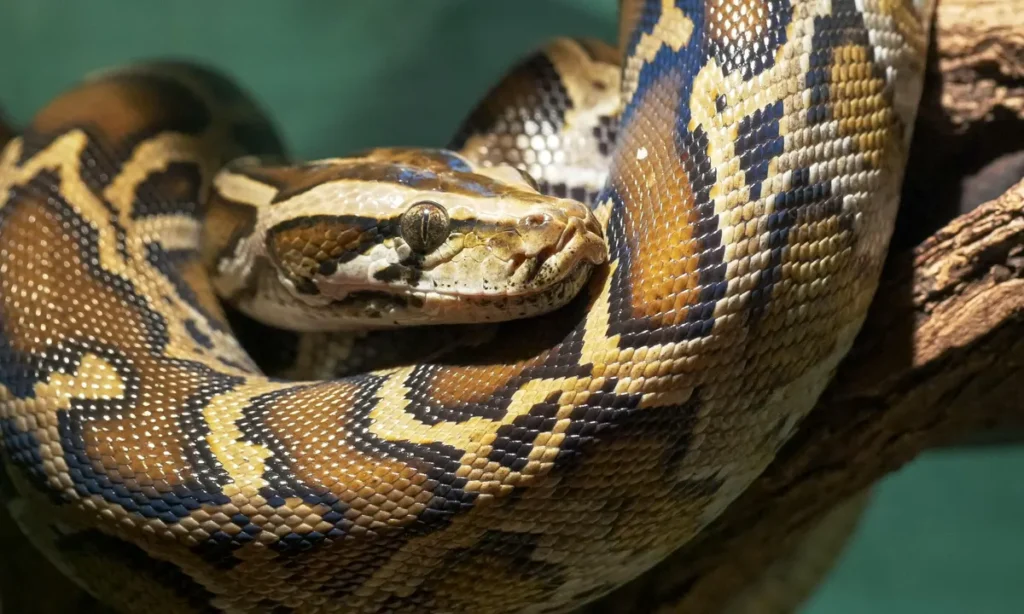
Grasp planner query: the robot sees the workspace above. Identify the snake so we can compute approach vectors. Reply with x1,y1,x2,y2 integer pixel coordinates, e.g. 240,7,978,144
0,0,934,612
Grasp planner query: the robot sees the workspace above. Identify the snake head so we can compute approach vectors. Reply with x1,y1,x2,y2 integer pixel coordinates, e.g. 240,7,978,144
208,148,608,331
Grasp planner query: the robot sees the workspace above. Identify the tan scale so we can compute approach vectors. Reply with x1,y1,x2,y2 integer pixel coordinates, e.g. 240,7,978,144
0,1,934,613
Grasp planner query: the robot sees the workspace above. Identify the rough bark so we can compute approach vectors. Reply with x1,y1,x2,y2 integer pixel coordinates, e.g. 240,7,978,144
585,0,1024,610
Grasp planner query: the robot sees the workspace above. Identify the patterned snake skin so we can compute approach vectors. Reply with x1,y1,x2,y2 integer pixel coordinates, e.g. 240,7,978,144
0,1,933,612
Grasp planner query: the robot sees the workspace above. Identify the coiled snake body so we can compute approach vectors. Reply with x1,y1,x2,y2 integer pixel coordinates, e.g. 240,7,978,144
0,1,932,612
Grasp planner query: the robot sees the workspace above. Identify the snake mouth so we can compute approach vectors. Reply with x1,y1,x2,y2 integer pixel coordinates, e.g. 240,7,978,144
329,259,596,313
508,215,605,287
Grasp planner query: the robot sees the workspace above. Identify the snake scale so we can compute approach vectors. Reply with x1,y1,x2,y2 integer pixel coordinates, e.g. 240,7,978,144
0,1,933,612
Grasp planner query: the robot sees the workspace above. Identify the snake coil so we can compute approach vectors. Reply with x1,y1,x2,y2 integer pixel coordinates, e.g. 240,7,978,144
0,1,932,612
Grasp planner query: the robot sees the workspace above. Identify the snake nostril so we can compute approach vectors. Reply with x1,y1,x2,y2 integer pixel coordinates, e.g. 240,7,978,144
522,213,551,227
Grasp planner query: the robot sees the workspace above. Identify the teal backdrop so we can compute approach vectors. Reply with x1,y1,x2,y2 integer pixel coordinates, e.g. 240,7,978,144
0,2,1020,612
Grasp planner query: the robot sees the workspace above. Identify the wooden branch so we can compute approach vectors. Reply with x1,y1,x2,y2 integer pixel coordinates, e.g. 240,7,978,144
584,0,1024,610
930,0,1023,130
895,0,1024,247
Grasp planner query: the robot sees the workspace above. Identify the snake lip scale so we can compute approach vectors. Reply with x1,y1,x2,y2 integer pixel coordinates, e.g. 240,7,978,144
0,1,933,612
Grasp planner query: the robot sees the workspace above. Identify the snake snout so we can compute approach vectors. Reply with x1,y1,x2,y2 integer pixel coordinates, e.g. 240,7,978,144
516,199,598,237
555,199,605,239
551,199,608,265
504,200,608,290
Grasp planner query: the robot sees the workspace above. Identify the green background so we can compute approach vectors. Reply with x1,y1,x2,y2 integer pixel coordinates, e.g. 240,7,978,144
1,2,1020,612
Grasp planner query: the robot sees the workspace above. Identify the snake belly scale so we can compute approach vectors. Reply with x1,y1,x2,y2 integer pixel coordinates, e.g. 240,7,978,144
0,1,932,613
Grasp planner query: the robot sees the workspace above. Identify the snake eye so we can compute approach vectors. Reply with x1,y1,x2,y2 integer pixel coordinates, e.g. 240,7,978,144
400,201,450,254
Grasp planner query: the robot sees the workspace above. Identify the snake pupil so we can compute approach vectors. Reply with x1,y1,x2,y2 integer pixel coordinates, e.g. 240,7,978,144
400,201,450,253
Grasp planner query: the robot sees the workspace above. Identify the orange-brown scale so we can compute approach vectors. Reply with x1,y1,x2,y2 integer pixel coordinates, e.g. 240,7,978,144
829,44,894,144
417,362,541,409
609,74,710,326
0,189,238,492
264,215,383,293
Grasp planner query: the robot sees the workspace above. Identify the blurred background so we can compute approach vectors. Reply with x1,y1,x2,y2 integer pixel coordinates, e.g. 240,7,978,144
0,1,1021,612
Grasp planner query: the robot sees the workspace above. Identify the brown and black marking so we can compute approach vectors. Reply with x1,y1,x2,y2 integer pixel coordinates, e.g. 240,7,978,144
264,214,391,295
0,165,247,504
450,51,574,153
453,38,622,208
0,0,931,611
232,154,550,206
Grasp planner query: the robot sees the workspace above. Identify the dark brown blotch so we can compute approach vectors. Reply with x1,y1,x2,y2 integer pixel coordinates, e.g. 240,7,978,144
265,215,382,289
132,161,203,219
372,263,421,285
